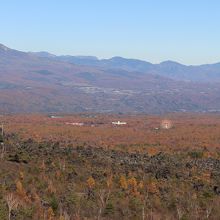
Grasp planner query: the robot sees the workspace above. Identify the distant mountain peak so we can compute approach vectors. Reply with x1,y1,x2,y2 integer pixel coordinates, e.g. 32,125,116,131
108,56,152,65
110,56,124,60
74,56,98,60
29,51,57,58
0,43,10,51
159,60,184,66
109,56,142,62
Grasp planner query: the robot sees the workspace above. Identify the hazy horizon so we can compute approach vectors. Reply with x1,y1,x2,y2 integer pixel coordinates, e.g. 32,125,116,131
2,42,220,67
1,0,220,65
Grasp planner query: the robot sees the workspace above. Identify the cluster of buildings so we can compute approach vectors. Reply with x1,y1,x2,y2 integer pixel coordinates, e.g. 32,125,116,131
65,122,84,126
49,115,173,129
64,121,128,126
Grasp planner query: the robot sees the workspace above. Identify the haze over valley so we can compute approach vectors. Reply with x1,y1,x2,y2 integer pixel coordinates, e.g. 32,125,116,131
1,43,220,114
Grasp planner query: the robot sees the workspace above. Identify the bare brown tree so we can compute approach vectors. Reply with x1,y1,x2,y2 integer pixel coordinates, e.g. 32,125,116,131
4,193,19,220
0,123,5,159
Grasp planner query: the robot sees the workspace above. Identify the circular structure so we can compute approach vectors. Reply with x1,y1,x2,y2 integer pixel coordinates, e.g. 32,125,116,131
161,119,172,129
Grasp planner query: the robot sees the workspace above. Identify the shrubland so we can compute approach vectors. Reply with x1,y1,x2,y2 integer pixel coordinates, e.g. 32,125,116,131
1,114,220,219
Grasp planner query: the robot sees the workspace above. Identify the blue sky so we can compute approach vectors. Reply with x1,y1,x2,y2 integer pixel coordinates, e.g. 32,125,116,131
1,0,220,64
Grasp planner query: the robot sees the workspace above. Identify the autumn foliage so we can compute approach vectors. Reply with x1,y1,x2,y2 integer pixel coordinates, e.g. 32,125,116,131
1,113,220,219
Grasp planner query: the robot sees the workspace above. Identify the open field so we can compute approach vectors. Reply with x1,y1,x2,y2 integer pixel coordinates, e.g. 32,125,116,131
3,113,220,152
1,114,220,219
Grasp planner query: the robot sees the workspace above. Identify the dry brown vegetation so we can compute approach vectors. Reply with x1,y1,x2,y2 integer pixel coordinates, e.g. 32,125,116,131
3,113,220,152
1,113,220,219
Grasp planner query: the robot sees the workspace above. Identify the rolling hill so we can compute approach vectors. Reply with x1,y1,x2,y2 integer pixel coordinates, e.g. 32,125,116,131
1,43,220,113
32,51,220,82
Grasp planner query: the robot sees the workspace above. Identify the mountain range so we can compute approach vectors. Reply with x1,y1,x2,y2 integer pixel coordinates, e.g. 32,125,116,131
1,43,220,114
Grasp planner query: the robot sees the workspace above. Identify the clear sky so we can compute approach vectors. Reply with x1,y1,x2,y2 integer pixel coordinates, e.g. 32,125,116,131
1,0,220,64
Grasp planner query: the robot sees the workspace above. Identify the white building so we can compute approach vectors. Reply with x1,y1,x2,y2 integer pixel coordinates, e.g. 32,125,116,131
65,122,84,126
50,115,62,119
112,121,127,125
